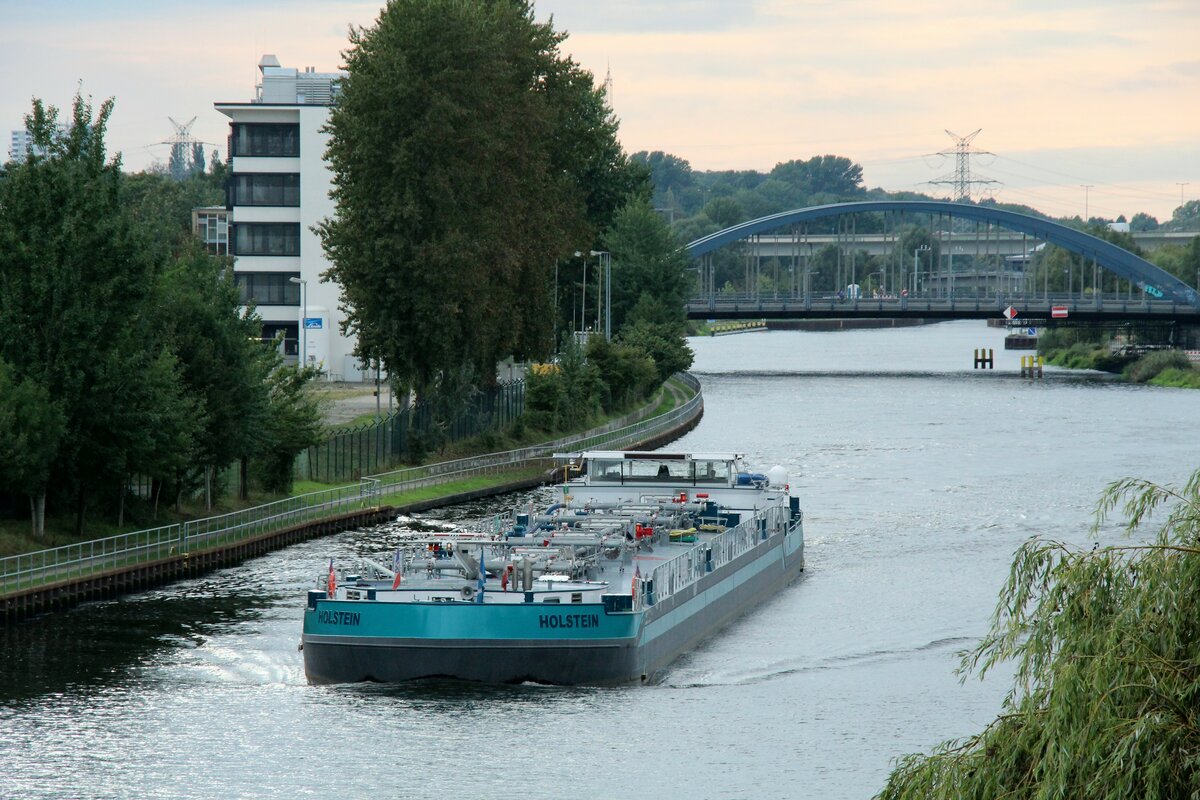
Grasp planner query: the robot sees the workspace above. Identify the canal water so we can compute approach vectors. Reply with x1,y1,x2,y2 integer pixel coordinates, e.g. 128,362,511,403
2,321,1196,799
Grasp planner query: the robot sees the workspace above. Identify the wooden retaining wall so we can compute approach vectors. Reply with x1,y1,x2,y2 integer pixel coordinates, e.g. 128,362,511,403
0,507,395,623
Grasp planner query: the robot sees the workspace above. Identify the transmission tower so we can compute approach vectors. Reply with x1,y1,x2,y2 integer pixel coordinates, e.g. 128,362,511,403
926,129,998,202
603,63,614,108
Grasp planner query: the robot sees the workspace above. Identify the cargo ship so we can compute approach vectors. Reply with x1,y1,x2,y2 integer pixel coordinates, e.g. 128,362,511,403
301,451,804,685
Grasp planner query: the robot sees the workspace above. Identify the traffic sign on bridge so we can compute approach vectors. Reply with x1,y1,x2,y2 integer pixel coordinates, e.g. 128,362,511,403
1003,306,1018,320
1051,306,1069,319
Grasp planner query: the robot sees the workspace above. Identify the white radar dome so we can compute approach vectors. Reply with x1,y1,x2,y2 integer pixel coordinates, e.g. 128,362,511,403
767,465,788,488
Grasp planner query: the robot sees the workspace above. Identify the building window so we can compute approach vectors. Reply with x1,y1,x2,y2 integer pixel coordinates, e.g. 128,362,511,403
230,123,299,157
231,173,300,207
235,272,301,306
192,209,230,256
233,223,300,256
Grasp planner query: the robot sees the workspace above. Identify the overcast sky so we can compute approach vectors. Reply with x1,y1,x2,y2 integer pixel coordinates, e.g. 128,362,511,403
4,0,1198,221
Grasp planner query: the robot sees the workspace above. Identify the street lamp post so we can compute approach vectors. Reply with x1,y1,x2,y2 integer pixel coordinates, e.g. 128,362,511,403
289,276,307,367
590,250,611,340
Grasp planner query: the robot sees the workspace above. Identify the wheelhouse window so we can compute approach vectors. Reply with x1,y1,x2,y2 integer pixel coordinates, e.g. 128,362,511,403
692,460,731,485
235,272,301,306
590,459,625,483
234,223,300,256
231,173,300,206
230,123,299,157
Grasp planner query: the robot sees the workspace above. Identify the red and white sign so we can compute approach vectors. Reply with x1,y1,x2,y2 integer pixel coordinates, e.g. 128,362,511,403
1051,306,1069,319
1003,306,1018,320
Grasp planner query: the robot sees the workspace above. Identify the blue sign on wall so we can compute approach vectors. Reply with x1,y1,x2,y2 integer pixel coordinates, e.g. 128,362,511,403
304,318,323,329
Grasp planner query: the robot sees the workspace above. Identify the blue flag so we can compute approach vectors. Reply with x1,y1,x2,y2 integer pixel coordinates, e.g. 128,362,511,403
476,546,486,604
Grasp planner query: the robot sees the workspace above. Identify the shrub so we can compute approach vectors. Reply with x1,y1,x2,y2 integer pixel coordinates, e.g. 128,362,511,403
1124,350,1192,383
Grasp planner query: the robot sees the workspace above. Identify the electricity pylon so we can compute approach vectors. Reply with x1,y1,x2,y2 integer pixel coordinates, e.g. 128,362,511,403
926,129,999,202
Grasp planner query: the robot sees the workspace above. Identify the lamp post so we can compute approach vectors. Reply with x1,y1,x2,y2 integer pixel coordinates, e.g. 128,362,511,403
289,276,307,367
573,250,590,335
590,250,611,340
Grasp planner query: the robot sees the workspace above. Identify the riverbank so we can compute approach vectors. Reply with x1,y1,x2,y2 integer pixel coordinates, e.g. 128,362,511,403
1042,345,1200,388
0,374,703,621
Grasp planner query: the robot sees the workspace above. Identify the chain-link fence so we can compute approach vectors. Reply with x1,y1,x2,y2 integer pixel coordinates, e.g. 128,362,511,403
302,380,525,482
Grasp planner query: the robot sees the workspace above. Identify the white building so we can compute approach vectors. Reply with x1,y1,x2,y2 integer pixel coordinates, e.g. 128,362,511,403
216,55,364,380
9,126,64,163
9,129,34,163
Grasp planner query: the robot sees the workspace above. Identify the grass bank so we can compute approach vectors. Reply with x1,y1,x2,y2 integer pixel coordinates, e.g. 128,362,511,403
1041,345,1200,388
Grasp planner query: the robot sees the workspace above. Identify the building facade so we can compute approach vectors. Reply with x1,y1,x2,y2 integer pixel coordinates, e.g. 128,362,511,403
9,126,65,164
9,129,34,163
216,55,364,380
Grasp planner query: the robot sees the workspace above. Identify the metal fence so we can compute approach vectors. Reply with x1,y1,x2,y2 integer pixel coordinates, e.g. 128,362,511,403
0,375,702,598
0,484,381,594
303,380,526,483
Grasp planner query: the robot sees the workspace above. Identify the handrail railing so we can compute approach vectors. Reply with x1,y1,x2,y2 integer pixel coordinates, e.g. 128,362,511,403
1,375,702,597
634,502,789,611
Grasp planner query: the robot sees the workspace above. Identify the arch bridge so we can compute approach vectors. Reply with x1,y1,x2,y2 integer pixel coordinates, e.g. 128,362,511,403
685,201,1200,322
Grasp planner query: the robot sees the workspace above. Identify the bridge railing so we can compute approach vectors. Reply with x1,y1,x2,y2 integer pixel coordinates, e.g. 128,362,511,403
0,375,702,599
688,292,1199,316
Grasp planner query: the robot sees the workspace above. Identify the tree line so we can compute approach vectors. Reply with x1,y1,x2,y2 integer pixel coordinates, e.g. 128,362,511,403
0,96,322,542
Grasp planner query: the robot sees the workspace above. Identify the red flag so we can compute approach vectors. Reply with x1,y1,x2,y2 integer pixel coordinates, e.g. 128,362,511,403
327,559,337,597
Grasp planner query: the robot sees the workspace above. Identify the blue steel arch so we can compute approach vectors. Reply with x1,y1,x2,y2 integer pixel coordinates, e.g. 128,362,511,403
687,201,1198,306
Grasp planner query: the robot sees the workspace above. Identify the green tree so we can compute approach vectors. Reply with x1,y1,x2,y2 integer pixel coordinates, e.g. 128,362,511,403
252,360,324,494
604,197,692,333
153,244,266,507
702,196,745,229
1165,199,1200,231
585,336,657,409
880,468,1200,800
123,170,223,266
320,0,644,404
0,360,65,539
619,314,694,382
770,155,864,200
0,95,180,532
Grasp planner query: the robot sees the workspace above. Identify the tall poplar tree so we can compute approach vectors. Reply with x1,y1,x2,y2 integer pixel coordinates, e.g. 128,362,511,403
319,0,646,402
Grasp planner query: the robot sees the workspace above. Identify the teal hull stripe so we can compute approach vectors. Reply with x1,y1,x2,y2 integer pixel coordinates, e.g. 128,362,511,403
304,601,642,641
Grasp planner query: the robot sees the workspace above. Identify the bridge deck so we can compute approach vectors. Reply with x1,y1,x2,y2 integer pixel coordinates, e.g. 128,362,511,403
687,294,1200,323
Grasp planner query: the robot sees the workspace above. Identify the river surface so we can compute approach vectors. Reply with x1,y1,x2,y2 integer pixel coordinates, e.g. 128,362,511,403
2,321,1196,799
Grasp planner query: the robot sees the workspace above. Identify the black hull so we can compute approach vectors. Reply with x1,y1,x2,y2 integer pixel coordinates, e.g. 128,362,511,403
304,637,640,686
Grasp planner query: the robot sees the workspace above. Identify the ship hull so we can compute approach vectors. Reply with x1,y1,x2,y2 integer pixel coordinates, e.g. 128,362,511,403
301,521,803,685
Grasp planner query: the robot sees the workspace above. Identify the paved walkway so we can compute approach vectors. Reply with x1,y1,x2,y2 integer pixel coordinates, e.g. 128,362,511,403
319,384,395,426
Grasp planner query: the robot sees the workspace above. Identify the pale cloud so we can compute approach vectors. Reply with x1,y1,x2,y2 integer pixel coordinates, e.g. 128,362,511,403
3,0,1196,220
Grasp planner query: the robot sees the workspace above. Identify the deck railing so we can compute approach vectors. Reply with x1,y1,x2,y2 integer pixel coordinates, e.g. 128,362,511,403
1,375,702,598
635,502,790,611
